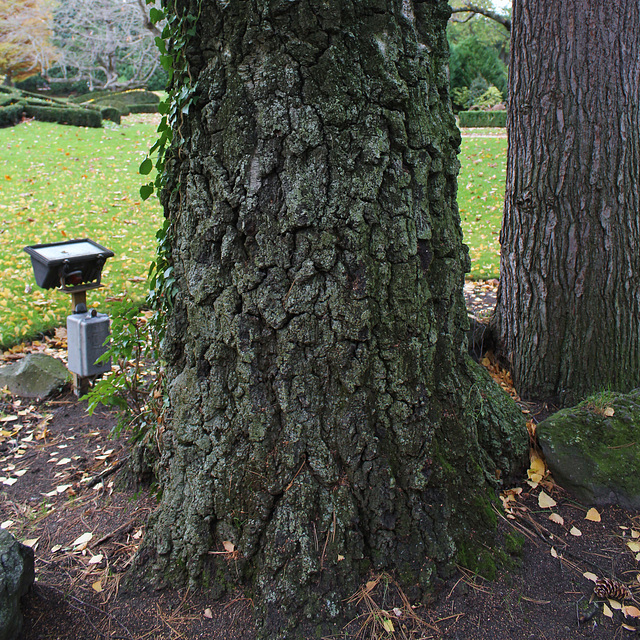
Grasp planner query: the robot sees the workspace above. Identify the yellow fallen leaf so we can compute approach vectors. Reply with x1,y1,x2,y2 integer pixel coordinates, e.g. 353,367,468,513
550,547,558,558
549,513,564,525
622,624,637,631
365,580,377,593
609,599,622,610
337,554,345,562
92,580,103,593
585,508,601,522
204,608,213,619
88,554,103,565
603,406,615,417
222,541,235,553
570,526,582,537
623,605,640,618
627,541,640,553
381,618,395,633
538,490,557,509
528,452,546,482
22,538,39,548
603,602,613,618
632,530,640,539
583,572,599,583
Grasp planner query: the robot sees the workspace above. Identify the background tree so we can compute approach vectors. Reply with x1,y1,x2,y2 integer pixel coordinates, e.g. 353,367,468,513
494,0,640,404
447,0,510,110
140,0,527,637
0,0,57,85
46,0,163,91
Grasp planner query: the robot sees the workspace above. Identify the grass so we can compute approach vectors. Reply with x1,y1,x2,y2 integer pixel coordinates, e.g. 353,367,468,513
458,131,507,280
0,116,163,348
0,119,506,348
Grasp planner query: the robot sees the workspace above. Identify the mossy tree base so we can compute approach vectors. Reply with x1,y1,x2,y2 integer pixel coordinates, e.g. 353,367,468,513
140,1,528,636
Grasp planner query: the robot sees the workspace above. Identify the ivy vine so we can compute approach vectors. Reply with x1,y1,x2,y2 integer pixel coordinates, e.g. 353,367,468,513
140,0,202,342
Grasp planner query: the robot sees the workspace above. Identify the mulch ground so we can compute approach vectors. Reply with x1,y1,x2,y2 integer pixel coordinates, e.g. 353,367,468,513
2,281,640,639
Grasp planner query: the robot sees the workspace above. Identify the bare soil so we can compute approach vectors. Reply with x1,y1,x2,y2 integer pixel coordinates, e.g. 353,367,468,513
2,294,640,640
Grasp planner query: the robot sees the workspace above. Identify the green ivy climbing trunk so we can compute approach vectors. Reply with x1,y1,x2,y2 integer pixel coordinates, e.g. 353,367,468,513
495,0,640,405
143,0,527,637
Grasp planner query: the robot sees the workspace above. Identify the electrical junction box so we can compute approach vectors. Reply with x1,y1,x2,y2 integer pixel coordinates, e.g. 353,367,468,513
66,309,111,377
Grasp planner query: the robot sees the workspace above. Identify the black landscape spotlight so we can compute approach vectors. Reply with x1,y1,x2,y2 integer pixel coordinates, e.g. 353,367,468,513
24,239,115,395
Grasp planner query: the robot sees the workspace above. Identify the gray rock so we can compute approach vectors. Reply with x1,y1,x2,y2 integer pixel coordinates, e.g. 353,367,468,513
0,353,70,399
0,529,35,640
537,389,640,508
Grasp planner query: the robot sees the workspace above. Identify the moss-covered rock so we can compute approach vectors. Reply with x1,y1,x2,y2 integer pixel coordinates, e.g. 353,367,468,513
537,389,640,508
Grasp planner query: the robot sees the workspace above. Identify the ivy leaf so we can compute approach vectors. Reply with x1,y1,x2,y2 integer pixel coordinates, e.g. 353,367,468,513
149,7,164,23
140,184,154,200
139,158,153,175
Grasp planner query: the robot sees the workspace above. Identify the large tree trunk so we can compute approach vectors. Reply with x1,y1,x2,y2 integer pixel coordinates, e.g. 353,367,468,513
495,0,640,405
142,0,527,636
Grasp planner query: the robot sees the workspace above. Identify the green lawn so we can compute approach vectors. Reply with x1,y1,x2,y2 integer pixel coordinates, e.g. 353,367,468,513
0,120,506,348
458,132,507,280
0,116,163,348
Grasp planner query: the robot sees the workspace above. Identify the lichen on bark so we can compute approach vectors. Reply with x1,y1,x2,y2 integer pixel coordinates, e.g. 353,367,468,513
141,0,528,636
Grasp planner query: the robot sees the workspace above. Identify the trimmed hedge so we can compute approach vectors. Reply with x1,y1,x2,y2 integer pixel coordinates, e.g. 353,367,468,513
0,86,103,128
458,110,507,128
24,104,102,128
73,89,159,117
100,106,121,124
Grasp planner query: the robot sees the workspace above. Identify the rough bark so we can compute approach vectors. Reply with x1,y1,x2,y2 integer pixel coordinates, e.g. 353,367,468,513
142,1,527,636
495,0,640,405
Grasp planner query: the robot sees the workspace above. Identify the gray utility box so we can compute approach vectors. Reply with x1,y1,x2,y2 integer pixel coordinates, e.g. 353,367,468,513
67,309,111,377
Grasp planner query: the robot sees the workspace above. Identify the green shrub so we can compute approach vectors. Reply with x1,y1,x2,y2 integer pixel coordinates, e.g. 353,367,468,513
129,104,159,114
474,87,504,110
23,104,102,128
0,103,23,127
100,106,121,124
458,110,507,128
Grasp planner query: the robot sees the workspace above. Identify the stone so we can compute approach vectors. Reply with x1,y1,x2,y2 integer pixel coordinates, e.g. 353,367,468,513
0,529,35,640
0,353,70,399
537,390,640,508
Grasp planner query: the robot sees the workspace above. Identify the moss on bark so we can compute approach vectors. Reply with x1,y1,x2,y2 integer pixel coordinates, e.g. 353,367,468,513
139,0,528,636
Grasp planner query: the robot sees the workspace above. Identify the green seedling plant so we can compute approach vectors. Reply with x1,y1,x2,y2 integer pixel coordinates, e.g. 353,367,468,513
83,303,158,442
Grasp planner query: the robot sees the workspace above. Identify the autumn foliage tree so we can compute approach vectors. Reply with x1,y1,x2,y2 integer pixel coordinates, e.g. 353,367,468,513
0,0,57,84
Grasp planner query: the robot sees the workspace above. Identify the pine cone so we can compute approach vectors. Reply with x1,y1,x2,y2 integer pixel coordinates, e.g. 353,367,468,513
593,577,631,601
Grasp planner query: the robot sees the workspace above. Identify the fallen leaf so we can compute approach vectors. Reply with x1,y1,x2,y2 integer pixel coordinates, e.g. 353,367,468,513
14,469,27,477
393,607,403,617
627,541,640,553
632,530,640,539
365,580,377,593
583,572,599,583
622,624,637,631
585,508,601,522
623,605,640,618
56,457,71,466
204,608,213,619
382,618,395,633
92,580,103,593
538,490,557,509
603,602,613,618
570,526,582,537
22,538,39,548
609,599,622,610
337,554,345,562
222,541,235,553
1,477,17,486
88,554,103,565
549,513,564,525
72,532,93,549
603,406,615,417
51,545,62,552
550,547,558,558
